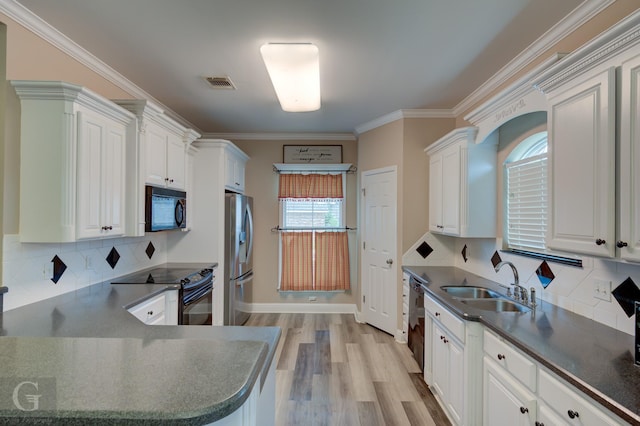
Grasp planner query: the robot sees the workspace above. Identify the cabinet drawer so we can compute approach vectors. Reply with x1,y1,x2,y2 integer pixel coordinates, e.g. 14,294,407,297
538,369,621,426
483,329,536,391
425,296,465,342
128,293,166,324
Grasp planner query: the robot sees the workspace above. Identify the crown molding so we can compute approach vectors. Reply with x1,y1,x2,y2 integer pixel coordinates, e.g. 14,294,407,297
354,109,455,135
464,53,564,126
201,132,357,141
535,8,640,94
452,0,615,117
0,0,202,134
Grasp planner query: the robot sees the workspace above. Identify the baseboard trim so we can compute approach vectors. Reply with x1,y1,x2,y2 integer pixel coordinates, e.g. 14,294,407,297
247,303,357,314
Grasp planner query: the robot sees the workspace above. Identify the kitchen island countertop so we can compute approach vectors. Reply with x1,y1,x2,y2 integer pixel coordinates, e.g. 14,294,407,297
403,265,640,425
0,269,280,425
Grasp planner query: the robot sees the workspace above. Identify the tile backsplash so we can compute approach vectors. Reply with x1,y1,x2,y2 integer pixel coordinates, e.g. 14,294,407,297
403,233,639,336
2,233,168,312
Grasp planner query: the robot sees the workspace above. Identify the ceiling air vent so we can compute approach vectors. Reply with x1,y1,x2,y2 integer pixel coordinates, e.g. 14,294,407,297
205,76,236,90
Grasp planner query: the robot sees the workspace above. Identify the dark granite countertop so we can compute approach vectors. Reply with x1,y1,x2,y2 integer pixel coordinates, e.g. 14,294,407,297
0,263,281,425
403,265,640,425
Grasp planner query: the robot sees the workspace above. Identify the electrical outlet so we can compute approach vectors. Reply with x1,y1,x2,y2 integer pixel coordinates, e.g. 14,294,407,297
593,279,612,302
308,296,317,302
43,261,54,279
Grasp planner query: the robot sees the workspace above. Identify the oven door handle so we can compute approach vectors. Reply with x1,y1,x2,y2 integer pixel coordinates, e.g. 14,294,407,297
235,271,254,287
183,282,213,306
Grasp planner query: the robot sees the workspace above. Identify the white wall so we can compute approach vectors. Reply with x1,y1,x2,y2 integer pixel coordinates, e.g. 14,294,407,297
2,233,168,311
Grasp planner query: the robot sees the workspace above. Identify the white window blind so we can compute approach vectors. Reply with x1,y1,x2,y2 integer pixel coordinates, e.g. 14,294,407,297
281,198,344,229
506,153,547,251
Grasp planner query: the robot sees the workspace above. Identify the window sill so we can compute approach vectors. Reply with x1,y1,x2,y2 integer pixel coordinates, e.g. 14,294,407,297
501,249,582,268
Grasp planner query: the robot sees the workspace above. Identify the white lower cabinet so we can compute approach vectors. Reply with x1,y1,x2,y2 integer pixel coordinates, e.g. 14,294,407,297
424,294,483,425
432,322,465,424
538,369,622,426
482,329,629,426
127,290,178,326
483,357,536,426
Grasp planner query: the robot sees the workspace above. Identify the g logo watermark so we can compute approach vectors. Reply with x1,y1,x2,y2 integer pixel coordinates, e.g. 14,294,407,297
0,378,56,412
12,381,41,411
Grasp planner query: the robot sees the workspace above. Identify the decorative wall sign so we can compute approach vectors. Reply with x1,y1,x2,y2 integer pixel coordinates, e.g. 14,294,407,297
283,145,342,164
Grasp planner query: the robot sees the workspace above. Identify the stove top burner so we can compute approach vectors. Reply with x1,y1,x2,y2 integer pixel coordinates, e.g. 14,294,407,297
111,264,215,286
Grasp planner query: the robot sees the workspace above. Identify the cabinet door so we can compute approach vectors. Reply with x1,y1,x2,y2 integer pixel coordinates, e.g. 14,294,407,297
76,111,105,239
166,133,186,189
483,357,535,426
447,337,464,425
225,152,245,193
145,124,168,187
538,403,570,426
103,124,126,237
431,322,448,400
619,53,640,261
441,143,461,235
429,154,443,232
546,68,616,257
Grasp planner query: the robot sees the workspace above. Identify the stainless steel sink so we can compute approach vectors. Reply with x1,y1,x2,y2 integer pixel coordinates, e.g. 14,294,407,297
441,286,502,299
460,298,531,313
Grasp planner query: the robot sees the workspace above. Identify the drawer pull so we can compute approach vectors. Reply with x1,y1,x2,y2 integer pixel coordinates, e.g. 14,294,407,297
440,335,445,340
497,353,506,360
443,338,449,344
595,238,606,246
435,312,441,317
520,406,528,414
535,422,544,426
567,410,579,419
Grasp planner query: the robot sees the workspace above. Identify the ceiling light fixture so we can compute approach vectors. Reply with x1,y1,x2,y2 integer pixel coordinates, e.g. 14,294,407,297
260,43,320,112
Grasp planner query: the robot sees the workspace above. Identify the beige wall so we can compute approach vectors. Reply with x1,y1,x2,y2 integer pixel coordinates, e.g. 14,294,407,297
403,118,455,253
456,1,640,125
233,138,358,306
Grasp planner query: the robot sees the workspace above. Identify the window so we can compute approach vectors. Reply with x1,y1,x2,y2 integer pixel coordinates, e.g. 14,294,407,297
277,172,350,291
281,198,344,229
505,132,548,252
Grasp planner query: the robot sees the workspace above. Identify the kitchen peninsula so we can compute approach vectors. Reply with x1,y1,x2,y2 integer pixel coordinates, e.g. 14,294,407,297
0,274,280,425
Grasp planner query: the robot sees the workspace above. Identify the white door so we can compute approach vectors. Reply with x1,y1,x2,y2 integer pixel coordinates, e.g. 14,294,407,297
361,167,397,335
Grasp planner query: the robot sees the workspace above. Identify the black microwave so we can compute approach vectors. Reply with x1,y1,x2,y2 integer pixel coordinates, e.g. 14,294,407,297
145,186,187,232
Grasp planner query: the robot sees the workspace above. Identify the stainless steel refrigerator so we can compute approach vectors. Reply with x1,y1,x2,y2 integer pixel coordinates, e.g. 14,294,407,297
224,193,254,325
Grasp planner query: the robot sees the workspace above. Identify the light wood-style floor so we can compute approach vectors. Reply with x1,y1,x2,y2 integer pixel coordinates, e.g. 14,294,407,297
245,313,451,426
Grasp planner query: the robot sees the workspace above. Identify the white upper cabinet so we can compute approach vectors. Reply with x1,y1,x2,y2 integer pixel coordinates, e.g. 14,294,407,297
425,127,497,238
618,50,640,261
12,80,136,243
115,100,199,192
535,15,640,259
545,68,616,257
224,145,249,194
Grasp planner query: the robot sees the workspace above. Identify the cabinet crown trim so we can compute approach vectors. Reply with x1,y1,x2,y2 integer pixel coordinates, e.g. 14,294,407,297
114,99,201,143
535,9,640,93
424,127,480,155
195,139,250,160
12,80,135,124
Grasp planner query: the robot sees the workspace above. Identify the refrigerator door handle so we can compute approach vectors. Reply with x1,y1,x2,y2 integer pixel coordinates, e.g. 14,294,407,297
235,271,254,287
245,201,254,265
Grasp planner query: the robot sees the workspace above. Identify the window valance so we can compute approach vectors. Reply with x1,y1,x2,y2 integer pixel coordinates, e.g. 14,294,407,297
278,173,343,199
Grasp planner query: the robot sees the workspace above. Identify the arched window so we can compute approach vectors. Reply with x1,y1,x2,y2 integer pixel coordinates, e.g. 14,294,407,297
504,132,548,252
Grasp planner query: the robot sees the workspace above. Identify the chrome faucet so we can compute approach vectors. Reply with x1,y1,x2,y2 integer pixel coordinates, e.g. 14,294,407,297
494,261,528,305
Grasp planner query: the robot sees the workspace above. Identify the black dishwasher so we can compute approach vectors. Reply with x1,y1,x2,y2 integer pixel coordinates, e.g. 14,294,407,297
408,276,426,372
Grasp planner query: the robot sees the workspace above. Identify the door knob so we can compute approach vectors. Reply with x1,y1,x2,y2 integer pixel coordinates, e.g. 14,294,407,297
386,259,393,265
